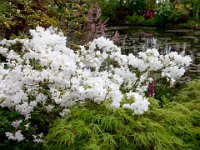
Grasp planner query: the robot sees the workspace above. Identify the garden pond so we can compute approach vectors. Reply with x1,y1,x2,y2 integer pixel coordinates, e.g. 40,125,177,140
108,26,200,77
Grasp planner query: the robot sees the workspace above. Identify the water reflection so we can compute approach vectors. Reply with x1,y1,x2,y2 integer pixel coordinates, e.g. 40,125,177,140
108,26,200,76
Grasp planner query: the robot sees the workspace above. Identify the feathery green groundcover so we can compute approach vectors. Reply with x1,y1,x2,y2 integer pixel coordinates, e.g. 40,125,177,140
45,80,200,150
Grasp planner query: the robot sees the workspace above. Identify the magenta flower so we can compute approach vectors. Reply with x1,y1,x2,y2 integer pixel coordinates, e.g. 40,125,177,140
148,80,155,97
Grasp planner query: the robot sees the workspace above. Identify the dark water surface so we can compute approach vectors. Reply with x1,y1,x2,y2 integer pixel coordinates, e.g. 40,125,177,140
108,26,200,77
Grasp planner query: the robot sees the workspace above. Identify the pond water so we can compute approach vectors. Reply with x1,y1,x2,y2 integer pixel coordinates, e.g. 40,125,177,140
108,26,200,77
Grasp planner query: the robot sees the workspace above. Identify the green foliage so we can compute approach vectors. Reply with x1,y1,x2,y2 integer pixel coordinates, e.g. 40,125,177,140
91,0,198,28
90,0,147,24
156,2,174,27
181,0,200,20
167,2,190,24
45,80,200,150
0,0,89,39
126,15,157,26
89,0,118,23
126,2,193,27
126,15,145,25
0,103,61,149
48,0,89,38
178,19,200,29
0,108,20,149
0,107,44,150
168,9,188,23
0,61,61,149
154,84,173,106
125,0,147,15
174,79,200,102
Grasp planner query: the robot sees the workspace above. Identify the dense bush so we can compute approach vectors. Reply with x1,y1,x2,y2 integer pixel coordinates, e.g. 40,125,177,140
0,26,191,147
0,1,199,149
0,0,89,39
88,0,118,23
90,0,147,24
0,107,46,149
168,3,191,24
168,10,188,23
124,0,147,16
45,80,200,150
156,2,174,27
178,19,200,29
181,0,200,20
126,15,145,25
126,2,191,27
126,15,157,26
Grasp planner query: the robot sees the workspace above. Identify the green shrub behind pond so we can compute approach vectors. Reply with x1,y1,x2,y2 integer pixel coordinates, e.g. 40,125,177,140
126,15,157,26
168,9,189,24
178,20,200,29
45,80,200,150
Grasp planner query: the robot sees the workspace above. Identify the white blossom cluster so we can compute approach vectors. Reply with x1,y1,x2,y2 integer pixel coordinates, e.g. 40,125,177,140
0,27,192,141
33,133,44,143
5,130,25,142
123,92,150,115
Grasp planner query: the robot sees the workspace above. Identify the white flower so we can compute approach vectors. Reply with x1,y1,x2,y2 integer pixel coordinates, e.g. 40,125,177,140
35,93,47,103
162,66,185,80
15,130,25,142
5,132,15,140
126,91,135,99
5,130,25,142
131,97,150,115
123,104,131,109
33,138,44,143
30,101,37,107
11,120,23,129
0,27,192,142
128,54,147,72
111,102,120,108
123,93,150,115
24,123,30,130
167,52,192,66
15,102,33,117
59,109,70,117
33,133,44,143
45,105,55,112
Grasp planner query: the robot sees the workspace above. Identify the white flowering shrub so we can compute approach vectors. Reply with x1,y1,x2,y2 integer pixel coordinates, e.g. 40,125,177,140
0,27,192,142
